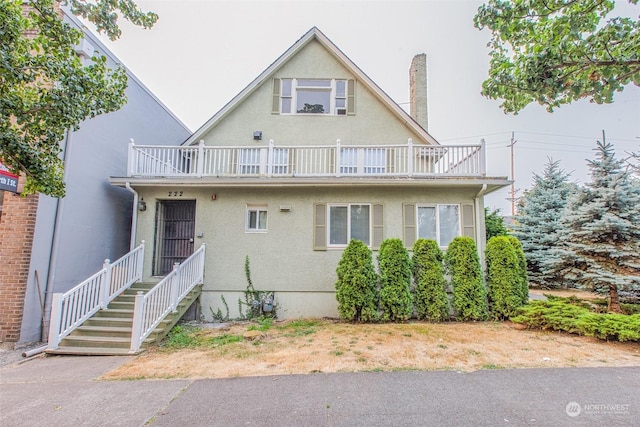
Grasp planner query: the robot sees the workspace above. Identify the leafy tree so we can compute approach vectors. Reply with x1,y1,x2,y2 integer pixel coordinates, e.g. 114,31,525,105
378,238,413,322
0,0,157,197
485,207,508,240
485,236,525,319
412,239,449,322
514,159,576,287
474,0,640,114
549,140,640,312
335,239,378,322
444,237,488,321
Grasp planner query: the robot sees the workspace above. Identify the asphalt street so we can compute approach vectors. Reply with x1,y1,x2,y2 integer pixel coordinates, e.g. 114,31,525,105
1,355,638,426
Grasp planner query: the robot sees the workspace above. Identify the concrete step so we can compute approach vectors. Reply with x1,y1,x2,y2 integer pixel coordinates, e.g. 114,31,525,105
74,325,133,338
92,309,134,319
83,317,133,328
58,335,141,349
46,346,134,356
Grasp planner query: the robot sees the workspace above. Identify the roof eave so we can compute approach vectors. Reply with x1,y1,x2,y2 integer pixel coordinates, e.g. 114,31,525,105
183,27,439,147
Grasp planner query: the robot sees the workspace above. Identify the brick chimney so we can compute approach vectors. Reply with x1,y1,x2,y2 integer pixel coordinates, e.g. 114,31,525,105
409,53,428,132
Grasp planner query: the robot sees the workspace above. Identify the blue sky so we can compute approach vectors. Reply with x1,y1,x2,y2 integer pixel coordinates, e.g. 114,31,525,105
88,0,639,213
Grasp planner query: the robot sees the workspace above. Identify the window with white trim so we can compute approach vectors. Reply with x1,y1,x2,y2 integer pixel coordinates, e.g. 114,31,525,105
278,79,351,115
339,148,386,174
328,204,370,246
271,148,289,175
239,148,261,174
417,204,460,247
246,205,268,232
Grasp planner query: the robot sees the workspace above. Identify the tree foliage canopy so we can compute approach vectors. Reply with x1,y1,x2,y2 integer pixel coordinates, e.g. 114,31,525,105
474,0,640,113
514,159,576,287
548,140,640,312
0,0,157,197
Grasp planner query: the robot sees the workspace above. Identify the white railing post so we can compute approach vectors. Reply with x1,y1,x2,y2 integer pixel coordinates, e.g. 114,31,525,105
407,139,414,176
267,139,274,177
336,139,341,177
47,293,63,349
130,291,145,353
99,259,111,309
197,140,205,177
127,139,135,176
170,262,180,312
136,241,145,281
480,139,486,176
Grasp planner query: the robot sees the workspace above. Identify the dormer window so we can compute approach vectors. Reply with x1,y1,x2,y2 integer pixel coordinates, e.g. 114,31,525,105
273,78,355,115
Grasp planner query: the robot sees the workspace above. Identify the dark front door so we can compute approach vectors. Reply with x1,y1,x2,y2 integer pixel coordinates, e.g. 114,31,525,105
153,200,196,276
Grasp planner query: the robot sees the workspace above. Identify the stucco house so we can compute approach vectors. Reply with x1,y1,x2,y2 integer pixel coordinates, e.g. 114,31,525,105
0,6,191,344
111,27,509,320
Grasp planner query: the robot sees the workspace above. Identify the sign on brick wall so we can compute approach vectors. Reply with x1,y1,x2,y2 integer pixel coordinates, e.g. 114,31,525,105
0,163,19,193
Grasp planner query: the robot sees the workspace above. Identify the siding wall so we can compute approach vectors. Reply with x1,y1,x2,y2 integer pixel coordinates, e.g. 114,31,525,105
136,186,480,319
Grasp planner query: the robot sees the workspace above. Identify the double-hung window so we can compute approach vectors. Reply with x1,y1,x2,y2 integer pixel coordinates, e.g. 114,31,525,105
246,205,268,232
417,204,460,247
275,78,354,115
329,204,370,246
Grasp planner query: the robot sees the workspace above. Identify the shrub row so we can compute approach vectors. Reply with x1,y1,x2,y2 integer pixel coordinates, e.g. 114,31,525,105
336,236,525,322
511,296,640,342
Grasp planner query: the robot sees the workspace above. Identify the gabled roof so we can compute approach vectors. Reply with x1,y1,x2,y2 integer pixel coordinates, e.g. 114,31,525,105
183,27,439,146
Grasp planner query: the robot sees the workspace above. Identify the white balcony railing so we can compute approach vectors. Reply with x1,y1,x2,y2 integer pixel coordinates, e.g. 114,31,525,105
47,242,145,350
128,139,486,178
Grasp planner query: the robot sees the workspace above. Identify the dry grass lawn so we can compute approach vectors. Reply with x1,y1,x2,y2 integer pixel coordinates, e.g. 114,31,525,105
102,290,639,380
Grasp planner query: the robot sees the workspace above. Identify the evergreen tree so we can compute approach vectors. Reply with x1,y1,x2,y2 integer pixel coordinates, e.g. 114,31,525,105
445,237,487,321
485,236,525,319
378,238,413,322
412,239,449,322
507,235,529,304
513,159,576,287
335,240,378,322
485,208,508,240
549,141,640,312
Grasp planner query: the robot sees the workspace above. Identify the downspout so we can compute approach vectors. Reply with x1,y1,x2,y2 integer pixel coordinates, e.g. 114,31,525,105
474,184,488,267
125,182,138,251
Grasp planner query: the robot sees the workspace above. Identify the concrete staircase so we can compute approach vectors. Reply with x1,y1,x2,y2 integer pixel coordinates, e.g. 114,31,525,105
46,282,202,356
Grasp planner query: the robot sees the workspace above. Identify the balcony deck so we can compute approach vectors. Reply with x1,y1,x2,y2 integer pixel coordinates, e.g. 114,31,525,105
127,140,486,179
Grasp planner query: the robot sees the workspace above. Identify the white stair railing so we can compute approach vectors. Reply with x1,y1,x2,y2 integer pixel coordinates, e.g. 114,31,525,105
130,243,206,353
47,242,145,350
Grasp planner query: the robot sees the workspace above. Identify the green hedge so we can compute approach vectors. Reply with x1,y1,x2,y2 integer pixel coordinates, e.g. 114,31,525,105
445,237,487,321
486,236,525,320
507,236,529,304
378,238,413,321
511,296,640,342
412,239,449,321
335,239,378,322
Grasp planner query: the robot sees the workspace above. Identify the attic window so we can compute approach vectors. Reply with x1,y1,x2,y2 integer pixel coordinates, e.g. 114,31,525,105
273,78,355,115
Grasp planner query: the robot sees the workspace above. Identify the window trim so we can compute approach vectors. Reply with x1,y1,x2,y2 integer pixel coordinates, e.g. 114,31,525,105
246,205,268,233
278,78,351,116
327,203,372,248
416,203,461,248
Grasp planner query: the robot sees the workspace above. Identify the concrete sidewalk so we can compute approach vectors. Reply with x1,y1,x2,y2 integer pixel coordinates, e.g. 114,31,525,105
1,355,638,426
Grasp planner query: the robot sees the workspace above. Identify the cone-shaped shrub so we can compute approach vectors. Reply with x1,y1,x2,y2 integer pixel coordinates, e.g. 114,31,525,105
486,236,524,320
412,239,449,321
378,238,413,321
507,235,529,304
444,237,487,321
335,239,378,322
